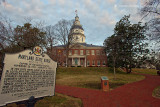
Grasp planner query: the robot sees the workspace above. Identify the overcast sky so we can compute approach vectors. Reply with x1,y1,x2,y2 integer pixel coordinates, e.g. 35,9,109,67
0,0,145,46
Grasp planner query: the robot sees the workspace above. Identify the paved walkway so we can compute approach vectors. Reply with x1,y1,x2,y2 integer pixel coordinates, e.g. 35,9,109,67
55,74,160,107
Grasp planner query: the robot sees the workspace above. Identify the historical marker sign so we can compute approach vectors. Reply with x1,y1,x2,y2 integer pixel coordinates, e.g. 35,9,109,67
0,46,57,106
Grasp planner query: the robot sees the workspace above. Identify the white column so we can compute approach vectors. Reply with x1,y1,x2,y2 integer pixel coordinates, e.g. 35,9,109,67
72,58,73,66
85,57,86,67
66,57,67,67
79,58,80,66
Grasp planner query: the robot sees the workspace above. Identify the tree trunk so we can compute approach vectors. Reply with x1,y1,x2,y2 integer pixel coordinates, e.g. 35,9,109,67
127,61,132,73
113,57,116,79
114,66,116,79
124,58,129,73
66,43,70,67
66,47,68,67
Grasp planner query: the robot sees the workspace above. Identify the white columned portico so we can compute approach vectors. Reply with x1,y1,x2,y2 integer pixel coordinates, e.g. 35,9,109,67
72,57,73,66
79,58,80,65
84,57,86,67
68,55,86,67
66,58,67,67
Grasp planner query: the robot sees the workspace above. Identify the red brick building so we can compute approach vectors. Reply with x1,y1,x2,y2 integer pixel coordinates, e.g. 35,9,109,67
49,14,107,67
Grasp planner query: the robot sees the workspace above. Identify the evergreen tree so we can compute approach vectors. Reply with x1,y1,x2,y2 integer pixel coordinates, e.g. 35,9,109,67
104,15,148,73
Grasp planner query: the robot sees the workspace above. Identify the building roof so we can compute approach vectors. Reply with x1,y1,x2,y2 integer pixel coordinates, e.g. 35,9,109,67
79,43,103,47
54,43,103,48
70,25,84,30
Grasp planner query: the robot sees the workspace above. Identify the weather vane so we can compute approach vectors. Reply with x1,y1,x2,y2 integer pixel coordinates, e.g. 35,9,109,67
75,10,78,16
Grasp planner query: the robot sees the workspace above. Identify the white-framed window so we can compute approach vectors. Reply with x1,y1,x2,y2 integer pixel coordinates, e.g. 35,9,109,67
97,60,100,66
86,50,90,55
63,50,66,55
91,50,95,55
101,50,105,55
80,50,83,55
53,50,56,55
96,50,100,55
87,60,90,66
74,50,78,55
69,50,72,55
92,60,95,66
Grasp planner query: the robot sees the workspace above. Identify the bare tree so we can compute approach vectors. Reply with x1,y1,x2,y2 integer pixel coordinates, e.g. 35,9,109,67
54,19,78,67
0,14,14,52
140,0,160,50
44,25,58,56
23,17,33,24
55,19,73,45
0,0,6,5
140,0,160,69
140,0,160,19
0,13,15,69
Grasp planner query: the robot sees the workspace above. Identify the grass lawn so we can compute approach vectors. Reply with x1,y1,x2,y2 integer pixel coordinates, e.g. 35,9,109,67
56,67,145,90
4,93,82,107
132,68,157,75
153,86,160,99
35,93,82,107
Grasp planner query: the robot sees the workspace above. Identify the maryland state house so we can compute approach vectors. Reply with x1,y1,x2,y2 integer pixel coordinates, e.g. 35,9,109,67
48,13,107,67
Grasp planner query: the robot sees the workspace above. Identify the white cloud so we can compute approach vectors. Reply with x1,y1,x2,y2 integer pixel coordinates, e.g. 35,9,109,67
48,0,56,5
120,0,138,5
58,0,66,5
104,0,116,4
0,0,146,45
99,12,116,25
82,0,100,15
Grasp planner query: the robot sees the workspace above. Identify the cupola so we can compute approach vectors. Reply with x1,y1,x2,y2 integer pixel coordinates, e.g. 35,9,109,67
69,11,86,43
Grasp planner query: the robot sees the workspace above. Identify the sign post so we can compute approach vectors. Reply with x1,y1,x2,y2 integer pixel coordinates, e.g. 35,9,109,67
0,46,57,106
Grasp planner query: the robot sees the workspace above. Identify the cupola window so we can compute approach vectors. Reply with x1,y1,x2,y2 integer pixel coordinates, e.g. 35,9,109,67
76,36,78,40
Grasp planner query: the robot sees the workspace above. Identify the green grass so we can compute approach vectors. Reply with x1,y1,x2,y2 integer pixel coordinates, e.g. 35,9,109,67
56,67,145,90
4,93,82,107
132,68,157,75
35,95,66,107
35,93,82,107
152,86,160,99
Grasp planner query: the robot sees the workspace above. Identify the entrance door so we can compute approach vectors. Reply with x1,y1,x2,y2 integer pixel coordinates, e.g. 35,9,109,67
75,58,78,65
81,59,84,66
